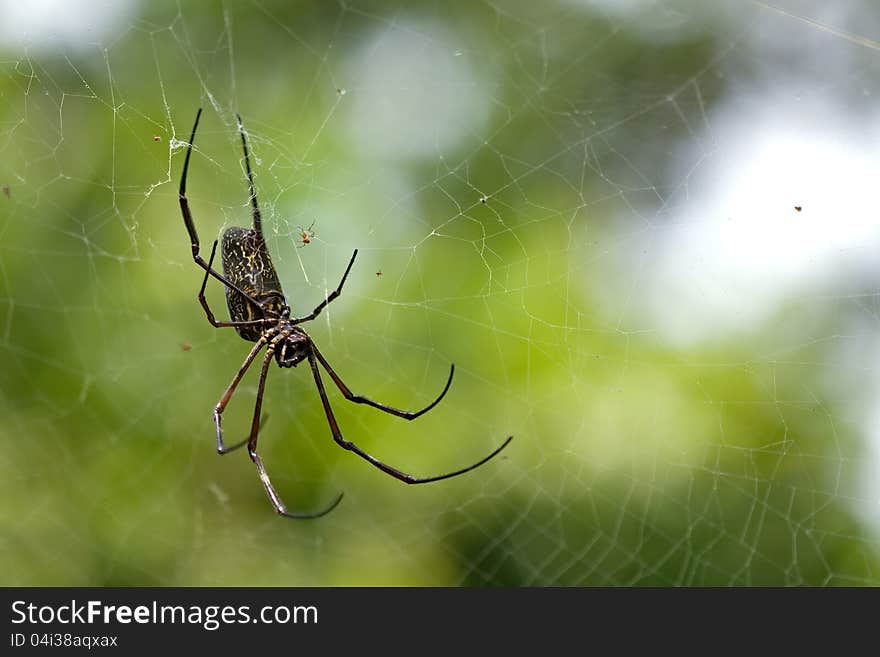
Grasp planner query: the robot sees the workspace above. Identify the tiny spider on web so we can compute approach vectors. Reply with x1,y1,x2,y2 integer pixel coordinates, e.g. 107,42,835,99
296,220,316,247
177,109,513,518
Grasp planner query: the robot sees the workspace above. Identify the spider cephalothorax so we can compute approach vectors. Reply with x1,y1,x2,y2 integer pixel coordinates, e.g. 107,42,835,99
178,108,512,518
271,328,310,368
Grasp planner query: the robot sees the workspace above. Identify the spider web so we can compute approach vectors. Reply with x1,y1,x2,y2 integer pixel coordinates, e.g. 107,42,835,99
1,0,880,586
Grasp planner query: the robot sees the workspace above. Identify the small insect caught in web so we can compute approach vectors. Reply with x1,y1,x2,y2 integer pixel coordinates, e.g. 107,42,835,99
794,205,802,212
296,220,316,248
153,135,162,142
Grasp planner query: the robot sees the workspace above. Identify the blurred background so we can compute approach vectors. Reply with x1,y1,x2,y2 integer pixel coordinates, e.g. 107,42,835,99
1,0,880,586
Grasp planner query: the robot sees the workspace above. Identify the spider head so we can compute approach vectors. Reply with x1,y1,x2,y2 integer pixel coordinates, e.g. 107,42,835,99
275,331,310,368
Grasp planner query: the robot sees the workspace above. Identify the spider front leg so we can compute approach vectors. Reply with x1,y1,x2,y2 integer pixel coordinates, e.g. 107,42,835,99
179,108,264,310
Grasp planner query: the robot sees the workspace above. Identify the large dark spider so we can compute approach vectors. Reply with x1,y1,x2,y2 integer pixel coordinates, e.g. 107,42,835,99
178,108,512,518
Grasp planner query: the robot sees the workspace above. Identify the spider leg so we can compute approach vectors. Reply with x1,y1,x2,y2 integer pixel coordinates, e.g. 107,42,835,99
235,113,262,236
213,336,270,454
307,350,512,484
310,341,453,420
197,239,271,330
291,249,358,324
212,335,342,517
178,108,265,310
246,345,343,519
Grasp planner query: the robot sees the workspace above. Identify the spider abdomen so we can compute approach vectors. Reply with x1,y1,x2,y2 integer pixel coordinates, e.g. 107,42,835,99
221,226,286,341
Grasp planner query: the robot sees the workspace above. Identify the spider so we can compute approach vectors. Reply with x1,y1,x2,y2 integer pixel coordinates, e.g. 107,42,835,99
296,221,316,247
178,109,512,518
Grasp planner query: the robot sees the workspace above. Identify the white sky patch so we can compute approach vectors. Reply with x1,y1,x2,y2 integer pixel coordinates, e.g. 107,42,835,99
342,19,491,162
633,99,880,346
0,0,138,52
